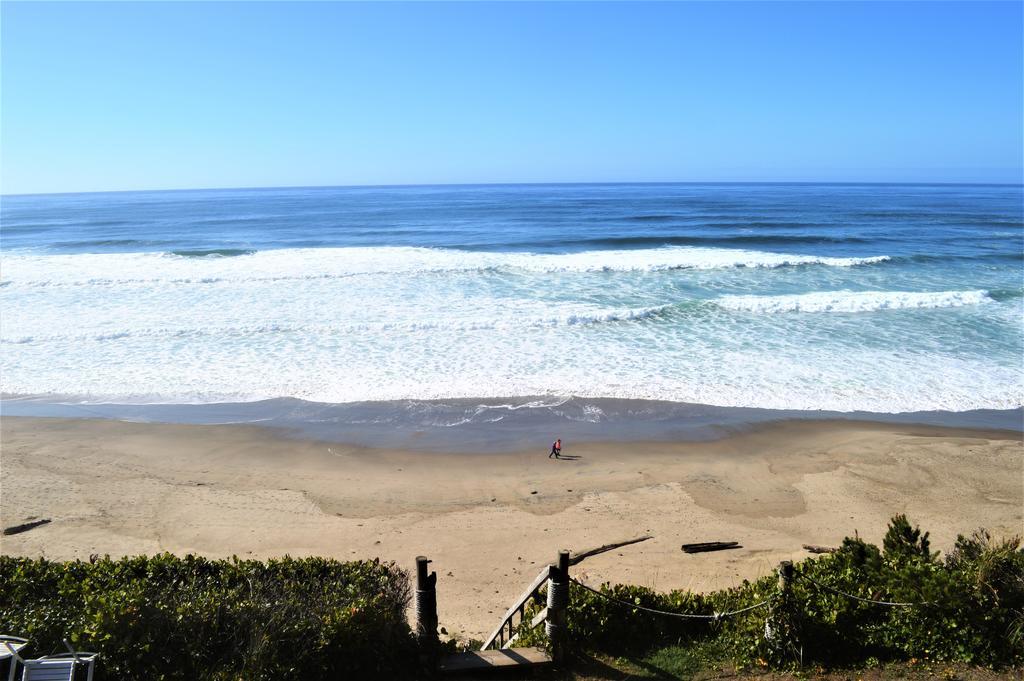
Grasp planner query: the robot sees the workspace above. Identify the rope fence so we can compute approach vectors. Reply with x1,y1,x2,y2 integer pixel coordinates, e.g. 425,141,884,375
570,577,774,621
797,573,934,608
568,567,934,625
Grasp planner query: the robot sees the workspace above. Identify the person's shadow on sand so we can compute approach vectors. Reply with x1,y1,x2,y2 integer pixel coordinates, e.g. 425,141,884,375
554,454,582,461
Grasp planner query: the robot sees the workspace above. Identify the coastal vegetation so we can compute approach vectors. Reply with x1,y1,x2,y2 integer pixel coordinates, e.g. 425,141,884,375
515,516,1024,671
0,555,414,680
1,517,1021,679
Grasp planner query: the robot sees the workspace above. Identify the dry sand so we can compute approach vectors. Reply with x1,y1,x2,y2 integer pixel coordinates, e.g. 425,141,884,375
1,415,1021,640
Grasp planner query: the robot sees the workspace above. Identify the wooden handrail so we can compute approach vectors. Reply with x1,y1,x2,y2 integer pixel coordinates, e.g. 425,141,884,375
481,565,553,650
499,605,550,650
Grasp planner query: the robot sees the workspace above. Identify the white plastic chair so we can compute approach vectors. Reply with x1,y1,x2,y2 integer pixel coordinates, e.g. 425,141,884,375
0,637,29,681
3,640,97,681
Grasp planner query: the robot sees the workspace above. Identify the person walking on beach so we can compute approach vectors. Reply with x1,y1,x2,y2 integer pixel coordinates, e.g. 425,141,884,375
549,438,562,459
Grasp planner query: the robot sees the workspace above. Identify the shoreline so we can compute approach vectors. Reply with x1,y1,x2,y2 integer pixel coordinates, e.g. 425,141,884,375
2,414,1021,639
3,395,1021,453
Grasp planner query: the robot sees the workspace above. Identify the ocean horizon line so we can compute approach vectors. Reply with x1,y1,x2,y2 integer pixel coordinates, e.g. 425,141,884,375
4,178,1024,199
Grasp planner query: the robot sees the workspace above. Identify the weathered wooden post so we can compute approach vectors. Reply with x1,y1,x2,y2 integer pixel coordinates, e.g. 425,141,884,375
545,549,570,664
415,556,439,673
778,560,794,599
769,560,797,659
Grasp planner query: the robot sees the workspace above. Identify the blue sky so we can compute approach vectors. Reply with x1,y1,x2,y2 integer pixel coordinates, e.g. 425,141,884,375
2,1,1021,194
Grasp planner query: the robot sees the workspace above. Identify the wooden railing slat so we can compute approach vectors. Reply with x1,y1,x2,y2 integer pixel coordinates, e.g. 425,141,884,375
481,566,553,650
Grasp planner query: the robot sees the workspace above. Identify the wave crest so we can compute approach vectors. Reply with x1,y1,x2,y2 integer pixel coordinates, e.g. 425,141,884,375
0,246,890,288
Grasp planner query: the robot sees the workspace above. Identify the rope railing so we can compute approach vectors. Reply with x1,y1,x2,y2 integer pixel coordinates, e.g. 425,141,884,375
796,573,935,608
570,569,935,625
570,577,775,621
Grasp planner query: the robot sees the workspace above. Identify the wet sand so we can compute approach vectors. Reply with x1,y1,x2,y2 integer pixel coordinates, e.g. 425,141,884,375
1,416,1020,640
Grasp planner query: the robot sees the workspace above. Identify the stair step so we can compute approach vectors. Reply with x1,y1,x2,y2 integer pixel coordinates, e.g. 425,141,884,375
440,647,552,673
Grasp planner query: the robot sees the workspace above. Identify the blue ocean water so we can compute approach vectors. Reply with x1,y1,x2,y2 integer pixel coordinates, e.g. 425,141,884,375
2,183,1022,418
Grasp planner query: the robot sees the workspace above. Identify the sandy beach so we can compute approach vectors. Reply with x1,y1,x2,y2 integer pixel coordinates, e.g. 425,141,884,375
1,415,1020,640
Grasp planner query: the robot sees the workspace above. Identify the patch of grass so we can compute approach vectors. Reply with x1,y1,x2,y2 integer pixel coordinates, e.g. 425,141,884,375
638,639,732,678
537,641,733,680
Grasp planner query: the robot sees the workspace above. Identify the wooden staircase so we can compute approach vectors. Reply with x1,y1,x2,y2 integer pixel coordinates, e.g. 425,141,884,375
436,552,570,677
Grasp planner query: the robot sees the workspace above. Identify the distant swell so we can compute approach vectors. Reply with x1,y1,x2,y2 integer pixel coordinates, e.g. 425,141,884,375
716,290,994,314
898,252,1024,264
170,248,258,258
493,234,877,250
50,238,176,249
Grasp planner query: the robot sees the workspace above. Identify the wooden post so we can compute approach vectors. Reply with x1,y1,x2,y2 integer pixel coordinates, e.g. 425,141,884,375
778,560,794,598
546,549,570,664
415,556,438,673
772,560,797,657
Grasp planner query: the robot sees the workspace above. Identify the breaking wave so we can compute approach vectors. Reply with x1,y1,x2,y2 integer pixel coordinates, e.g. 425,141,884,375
0,246,891,288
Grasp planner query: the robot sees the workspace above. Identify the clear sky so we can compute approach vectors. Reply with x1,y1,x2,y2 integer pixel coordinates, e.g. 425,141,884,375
2,1,1022,194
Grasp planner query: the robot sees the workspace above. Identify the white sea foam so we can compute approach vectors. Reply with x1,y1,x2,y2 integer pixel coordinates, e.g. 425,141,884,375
1,304,671,345
716,290,993,313
2,246,1020,413
2,343,1019,413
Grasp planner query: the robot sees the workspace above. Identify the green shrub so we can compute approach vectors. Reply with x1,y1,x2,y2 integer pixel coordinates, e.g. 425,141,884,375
0,554,415,680
784,525,1024,666
883,513,936,563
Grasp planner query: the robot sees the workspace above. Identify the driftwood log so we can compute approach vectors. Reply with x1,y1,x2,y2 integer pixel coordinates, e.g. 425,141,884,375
803,544,838,554
681,541,741,554
3,518,51,536
570,536,652,565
